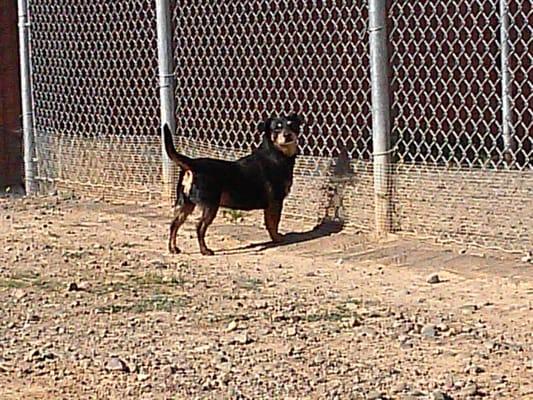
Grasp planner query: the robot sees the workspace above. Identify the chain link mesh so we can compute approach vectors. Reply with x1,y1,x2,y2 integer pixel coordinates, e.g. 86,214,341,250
172,1,373,231
173,1,372,159
29,0,162,199
26,1,531,252
388,1,531,252
389,1,531,170
507,0,532,168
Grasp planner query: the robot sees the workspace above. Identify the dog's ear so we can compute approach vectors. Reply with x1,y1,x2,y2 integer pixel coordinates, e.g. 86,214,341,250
288,113,304,125
257,118,271,132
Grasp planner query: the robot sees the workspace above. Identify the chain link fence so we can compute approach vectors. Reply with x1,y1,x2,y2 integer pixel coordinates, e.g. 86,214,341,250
29,0,162,199
387,1,532,251
25,0,531,253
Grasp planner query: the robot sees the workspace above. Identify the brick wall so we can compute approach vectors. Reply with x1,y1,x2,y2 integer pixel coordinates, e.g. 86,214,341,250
0,1,23,190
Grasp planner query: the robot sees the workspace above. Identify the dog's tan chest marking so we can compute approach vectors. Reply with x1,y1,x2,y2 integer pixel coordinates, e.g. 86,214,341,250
182,170,194,195
274,142,298,157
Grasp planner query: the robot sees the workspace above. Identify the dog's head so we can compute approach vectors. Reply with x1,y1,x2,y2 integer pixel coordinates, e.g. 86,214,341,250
258,114,304,157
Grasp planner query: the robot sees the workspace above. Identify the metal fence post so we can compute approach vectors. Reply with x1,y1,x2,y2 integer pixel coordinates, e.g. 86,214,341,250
368,0,392,236
499,0,514,166
156,0,176,203
17,0,37,194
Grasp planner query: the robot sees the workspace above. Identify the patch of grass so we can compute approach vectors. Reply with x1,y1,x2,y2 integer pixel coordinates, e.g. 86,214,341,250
132,272,185,287
235,276,263,291
98,294,189,314
0,278,28,289
305,302,361,323
95,272,186,295
0,271,59,291
223,209,244,223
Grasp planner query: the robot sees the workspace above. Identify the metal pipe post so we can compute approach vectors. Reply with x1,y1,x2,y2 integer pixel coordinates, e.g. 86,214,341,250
17,0,37,194
156,0,177,202
499,0,514,166
368,0,392,235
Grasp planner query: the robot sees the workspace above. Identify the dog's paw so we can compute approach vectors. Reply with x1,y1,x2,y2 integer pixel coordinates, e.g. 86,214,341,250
271,233,285,243
169,245,181,254
200,247,215,256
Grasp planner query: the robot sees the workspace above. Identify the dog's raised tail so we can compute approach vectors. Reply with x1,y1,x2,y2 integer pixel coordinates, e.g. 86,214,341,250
163,124,192,170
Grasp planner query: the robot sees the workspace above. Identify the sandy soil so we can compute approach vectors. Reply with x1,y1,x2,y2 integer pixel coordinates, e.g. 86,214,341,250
0,194,531,399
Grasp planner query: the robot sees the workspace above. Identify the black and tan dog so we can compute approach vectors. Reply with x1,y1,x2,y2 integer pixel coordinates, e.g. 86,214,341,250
163,114,304,255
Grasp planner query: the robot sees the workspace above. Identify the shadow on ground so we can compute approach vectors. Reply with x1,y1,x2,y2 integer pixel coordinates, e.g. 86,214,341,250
221,217,344,255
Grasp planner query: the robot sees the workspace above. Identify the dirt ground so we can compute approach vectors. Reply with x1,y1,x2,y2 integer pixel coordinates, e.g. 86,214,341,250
0,194,531,400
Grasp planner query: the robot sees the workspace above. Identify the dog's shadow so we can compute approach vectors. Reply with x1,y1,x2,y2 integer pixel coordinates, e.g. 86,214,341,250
221,217,344,255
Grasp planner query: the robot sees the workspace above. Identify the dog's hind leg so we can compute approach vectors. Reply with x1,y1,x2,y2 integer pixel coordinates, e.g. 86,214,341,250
264,202,284,243
196,204,219,256
169,202,195,254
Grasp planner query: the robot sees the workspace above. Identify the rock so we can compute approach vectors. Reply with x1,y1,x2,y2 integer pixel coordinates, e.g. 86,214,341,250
465,365,485,375
164,365,178,375
367,390,383,400
391,382,407,393
398,334,409,343
105,357,130,373
193,344,212,353
150,259,167,269
254,300,268,309
137,373,150,381
13,288,26,301
67,282,79,291
463,383,478,396
286,326,297,337
521,252,532,263
431,390,451,400
358,327,378,338
426,273,440,284
233,332,252,345
421,324,437,338
226,321,238,332
77,281,91,291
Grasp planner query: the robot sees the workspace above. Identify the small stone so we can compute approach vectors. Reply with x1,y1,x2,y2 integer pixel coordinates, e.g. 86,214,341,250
13,288,26,301
150,259,167,269
233,332,252,345
193,344,212,353
398,334,409,343
164,365,178,375
391,382,407,393
436,323,449,332
466,365,485,374
426,273,440,284
421,324,437,338
77,281,91,291
431,390,450,400
521,252,532,263
226,321,237,332
254,300,268,309
367,390,383,400
463,383,478,396
105,356,129,373
137,373,150,381
67,282,79,291
358,327,378,338
286,326,297,337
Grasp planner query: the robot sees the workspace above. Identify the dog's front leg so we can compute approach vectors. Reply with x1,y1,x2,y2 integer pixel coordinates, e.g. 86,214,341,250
264,202,284,243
